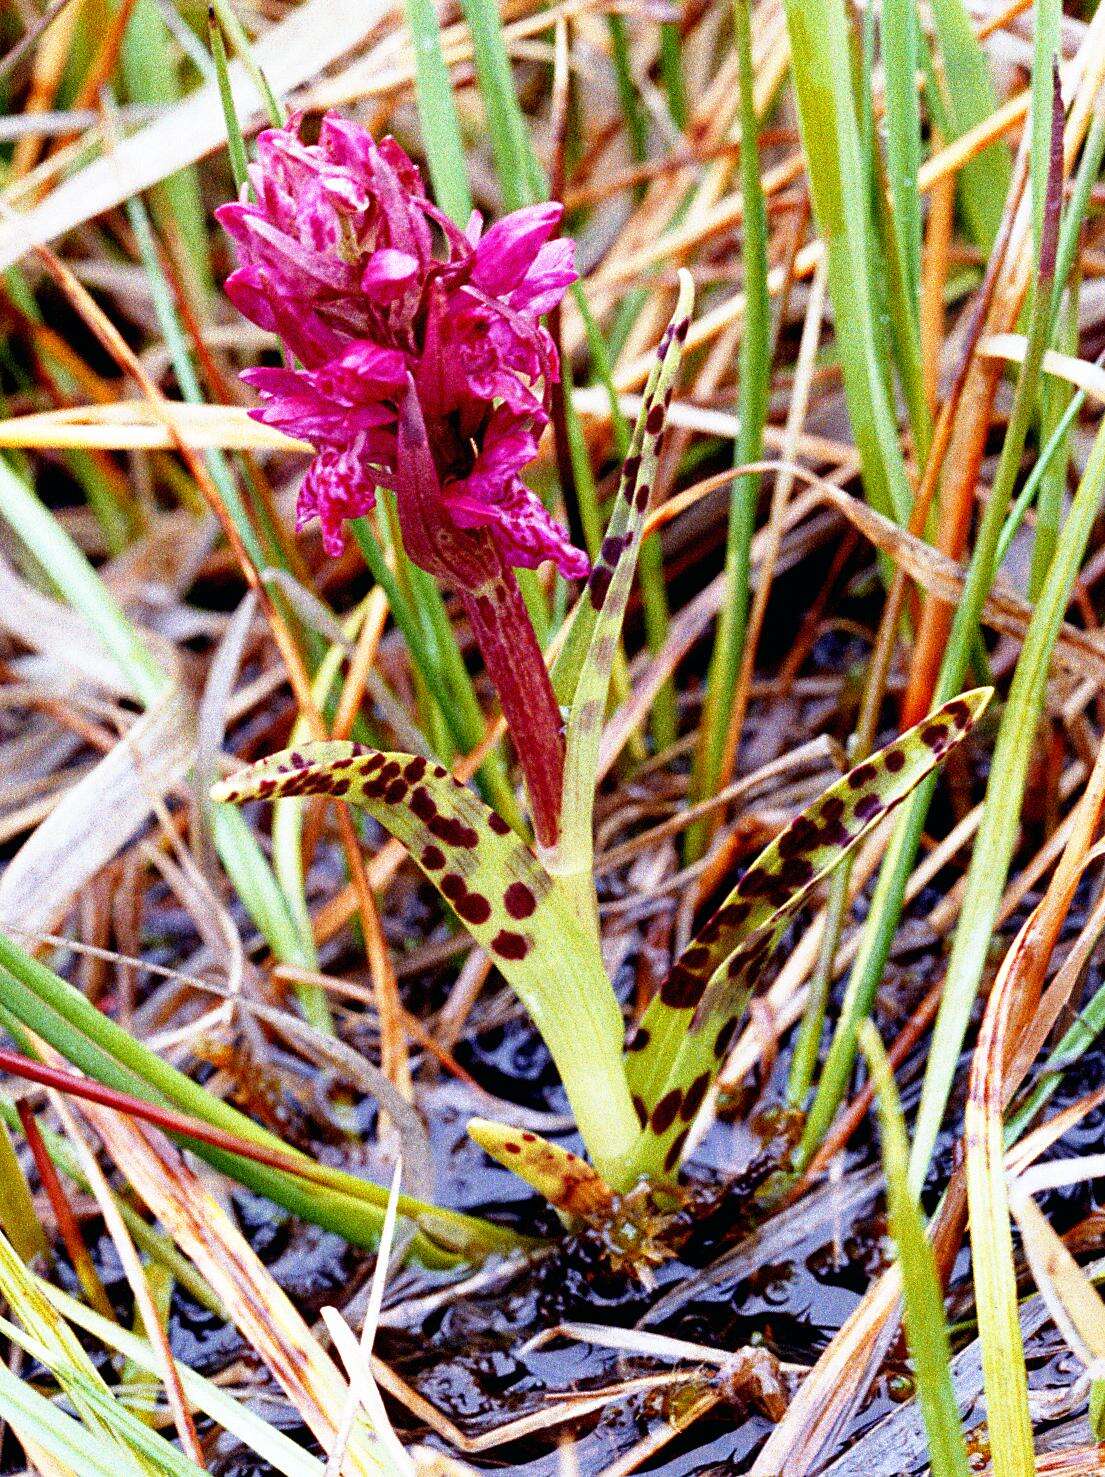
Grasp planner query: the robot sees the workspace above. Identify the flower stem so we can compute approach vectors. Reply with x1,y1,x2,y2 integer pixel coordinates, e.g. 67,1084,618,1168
461,572,565,848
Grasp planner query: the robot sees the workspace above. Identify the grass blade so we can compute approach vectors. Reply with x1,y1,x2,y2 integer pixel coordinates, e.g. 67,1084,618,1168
403,0,473,222
859,1023,970,1477
910,401,1105,1189
927,0,1012,250
687,0,770,859
783,0,913,526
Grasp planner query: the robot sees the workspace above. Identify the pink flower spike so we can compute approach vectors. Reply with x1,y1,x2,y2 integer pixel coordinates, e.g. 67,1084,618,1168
470,201,563,296
296,438,379,556
220,111,588,841
360,248,419,301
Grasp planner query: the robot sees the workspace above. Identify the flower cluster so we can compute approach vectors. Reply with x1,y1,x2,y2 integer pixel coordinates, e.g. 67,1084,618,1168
217,113,585,580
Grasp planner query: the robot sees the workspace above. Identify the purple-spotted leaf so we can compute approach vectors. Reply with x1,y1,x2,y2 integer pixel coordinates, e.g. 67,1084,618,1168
551,271,694,879
624,688,992,1181
467,1117,615,1224
212,744,641,1183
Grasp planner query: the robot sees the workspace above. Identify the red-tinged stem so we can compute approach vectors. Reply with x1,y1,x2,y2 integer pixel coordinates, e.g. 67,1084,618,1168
396,378,565,846
17,1099,115,1319
461,572,564,848
0,1046,387,1199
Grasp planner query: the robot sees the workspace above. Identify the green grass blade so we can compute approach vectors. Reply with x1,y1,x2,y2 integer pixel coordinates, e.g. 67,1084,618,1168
210,0,284,128
458,0,543,209
658,18,687,132
44,1281,325,1477
965,1007,1034,1475
0,461,169,706
686,0,770,860
859,1024,971,1477
0,1232,182,1476
1028,290,1077,595
882,0,922,323
209,9,250,193
797,79,1066,1171
0,934,508,1263
119,0,214,303
606,15,649,171
927,0,1012,251
910,411,1105,1190
403,0,473,222
1030,5,1062,258
783,0,913,526
0,1355,165,1477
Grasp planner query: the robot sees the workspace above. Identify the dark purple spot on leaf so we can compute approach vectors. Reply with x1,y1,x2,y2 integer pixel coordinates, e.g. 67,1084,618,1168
491,929,530,960
651,1088,683,1135
504,881,536,919
456,893,492,925
589,566,613,610
779,856,815,888
660,964,705,1009
664,1128,690,1175
714,1017,739,1059
854,794,883,823
681,1071,711,1121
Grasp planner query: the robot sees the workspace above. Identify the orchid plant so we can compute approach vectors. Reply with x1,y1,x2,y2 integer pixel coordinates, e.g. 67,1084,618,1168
214,115,990,1222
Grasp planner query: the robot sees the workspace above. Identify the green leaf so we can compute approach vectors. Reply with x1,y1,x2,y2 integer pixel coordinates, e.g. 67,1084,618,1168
783,0,913,527
882,0,922,323
624,689,992,1181
457,0,544,209
0,933,503,1265
403,0,473,222
213,745,641,1183
467,1118,614,1223
859,1024,971,1477
910,403,1105,1190
688,0,770,860
552,270,694,883
927,0,1012,252
0,1233,199,1477
210,9,250,193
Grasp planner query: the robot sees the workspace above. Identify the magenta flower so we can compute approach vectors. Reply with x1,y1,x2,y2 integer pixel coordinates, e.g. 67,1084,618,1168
218,113,584,846
216,114,582,574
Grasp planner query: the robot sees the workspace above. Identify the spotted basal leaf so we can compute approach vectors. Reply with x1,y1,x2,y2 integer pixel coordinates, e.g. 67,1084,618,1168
212,744,641,1182
467,1117,615,1223
551,271,694,880
623,689,992,1181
